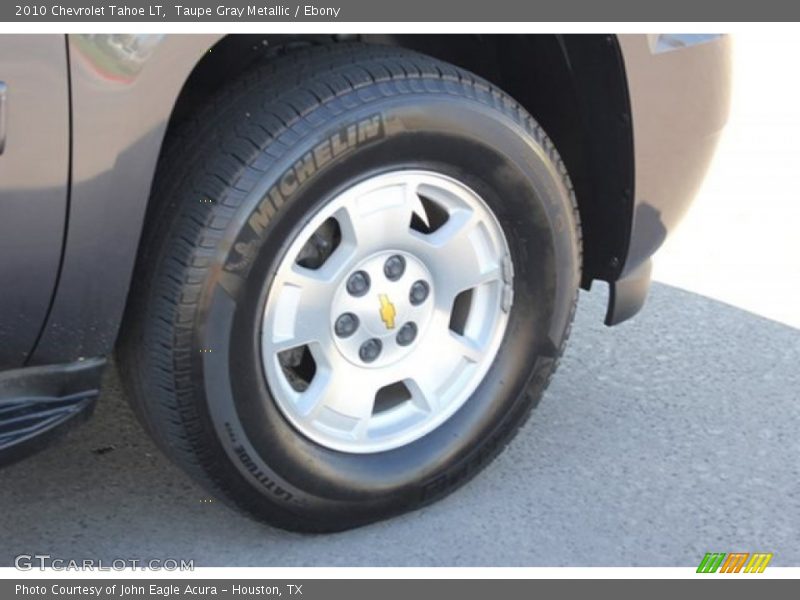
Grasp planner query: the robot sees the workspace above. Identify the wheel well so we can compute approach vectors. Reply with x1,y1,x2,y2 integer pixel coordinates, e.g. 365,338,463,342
165,34,634,285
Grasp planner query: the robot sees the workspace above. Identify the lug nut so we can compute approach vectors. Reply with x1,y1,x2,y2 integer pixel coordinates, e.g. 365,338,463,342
383,255,406,281
396,322,418,346
334,313,359,338
409,280,430,305
359,338,382,363
346,271,370,297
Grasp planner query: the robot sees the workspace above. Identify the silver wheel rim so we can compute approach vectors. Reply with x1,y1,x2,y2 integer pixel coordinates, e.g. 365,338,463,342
261,170,513,453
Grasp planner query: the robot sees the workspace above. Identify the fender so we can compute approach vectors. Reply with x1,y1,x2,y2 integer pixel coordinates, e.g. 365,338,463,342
29,34,223,365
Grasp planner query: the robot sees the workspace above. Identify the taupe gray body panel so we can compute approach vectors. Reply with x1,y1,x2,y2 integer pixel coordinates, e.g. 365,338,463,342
0,35,70,368
607,34,731,324
30,34,222,364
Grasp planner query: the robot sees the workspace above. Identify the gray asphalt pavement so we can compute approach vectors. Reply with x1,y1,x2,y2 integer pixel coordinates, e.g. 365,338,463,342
1,282,798,567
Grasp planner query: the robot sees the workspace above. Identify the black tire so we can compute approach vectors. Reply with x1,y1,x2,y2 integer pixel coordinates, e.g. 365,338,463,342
118,43,581,532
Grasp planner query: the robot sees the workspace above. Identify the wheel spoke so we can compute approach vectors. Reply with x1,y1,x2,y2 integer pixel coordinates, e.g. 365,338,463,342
410,210,505,302
401,327,482,413
444,331,484,364
405,373,441,414
265,265,334,352
336,182,429,251
304,360,378,430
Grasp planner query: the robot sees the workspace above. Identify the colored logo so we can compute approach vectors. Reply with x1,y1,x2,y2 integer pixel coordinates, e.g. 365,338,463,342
378,294,396,330
697,552,772,573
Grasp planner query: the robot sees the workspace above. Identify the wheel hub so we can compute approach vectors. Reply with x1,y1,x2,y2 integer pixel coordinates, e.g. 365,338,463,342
330,251,435,368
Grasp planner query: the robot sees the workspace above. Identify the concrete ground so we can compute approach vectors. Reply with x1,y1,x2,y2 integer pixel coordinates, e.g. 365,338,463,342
0,34,798,567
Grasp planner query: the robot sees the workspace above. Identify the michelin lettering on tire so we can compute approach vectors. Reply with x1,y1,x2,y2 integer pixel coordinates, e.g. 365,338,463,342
224,113,387,276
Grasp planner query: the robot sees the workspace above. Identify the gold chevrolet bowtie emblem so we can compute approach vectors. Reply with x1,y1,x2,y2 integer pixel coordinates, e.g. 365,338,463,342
378,294,396,330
